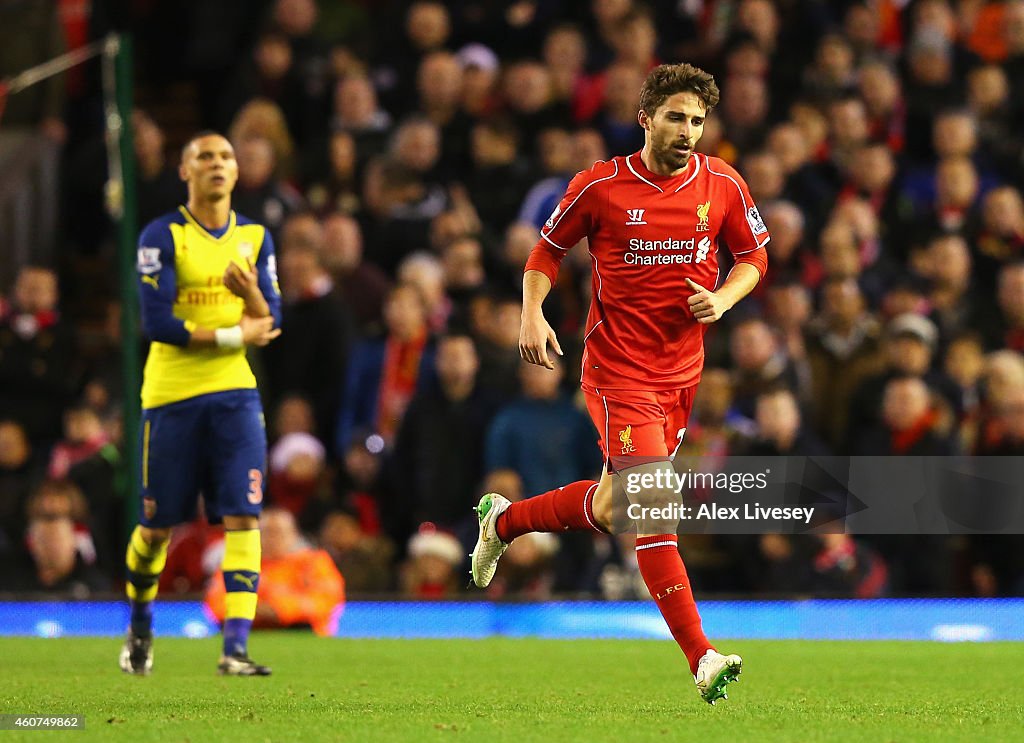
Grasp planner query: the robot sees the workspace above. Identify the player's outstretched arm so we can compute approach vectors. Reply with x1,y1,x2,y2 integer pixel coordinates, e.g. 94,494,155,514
685,263,761,324
520,269,563,369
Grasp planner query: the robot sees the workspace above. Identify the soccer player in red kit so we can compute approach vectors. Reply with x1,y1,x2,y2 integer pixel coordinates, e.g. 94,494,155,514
470,64,768,705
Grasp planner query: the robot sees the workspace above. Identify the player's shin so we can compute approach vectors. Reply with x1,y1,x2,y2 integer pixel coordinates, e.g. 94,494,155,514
495,480,605,542
125,526,168,637
624,463,713,675
221,528,261,658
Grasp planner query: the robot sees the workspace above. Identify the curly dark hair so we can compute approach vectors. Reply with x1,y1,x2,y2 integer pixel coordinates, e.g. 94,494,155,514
639,63,720,116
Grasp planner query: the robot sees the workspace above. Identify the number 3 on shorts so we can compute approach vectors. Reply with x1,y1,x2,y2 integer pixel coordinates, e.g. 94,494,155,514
247,469,263,504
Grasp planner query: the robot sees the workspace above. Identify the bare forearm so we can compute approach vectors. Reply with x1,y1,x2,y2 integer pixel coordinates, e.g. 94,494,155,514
716,263,761,310
187,327,218,348
242,292,270,318
522,270,552,317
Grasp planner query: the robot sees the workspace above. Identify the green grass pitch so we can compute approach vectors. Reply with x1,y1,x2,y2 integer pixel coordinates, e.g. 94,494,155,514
1,636,1022,742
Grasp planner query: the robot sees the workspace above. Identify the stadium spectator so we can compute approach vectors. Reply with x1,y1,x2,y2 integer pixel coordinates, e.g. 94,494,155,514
483,359,601,594
47,404,121,573
543,24,587,109
974,188,1024,293
389,333,495,540
303,130,360,216
474,295,525,401
728,317,803,420
389,117,444,185
518,127,607,230
359,158,446,275
593,62,648,155
988,262,1024,353
742,150,786,206
720,75,771,154
263,237,354,443
852,376,960,455
227,98,296,178
0,420,44,552
219,31,309,142
466,117,536,235
335,284,435,455
278,210,323,253
457,43,500,119
745,387,830,456
320,213,391,334
802,33,856,105
231,136,305,242
763,278,814,370
857,61,905,153
271,394,317,441
485,359,600,498
333,429,388,539
331,74,392,161
0,480,108,596
485,529,561,599
805,277,885,449
416,51,472,174
943,332,987,437
318,510,394,594
676,369,754,459
501,61,569,155
398,252,450,333
133,110,187,227
966,65,1023,189
846,313,960,443
809,534,888,599
918,234,978,340
973,350,1024,454
206,508,345,636
399,525,463,598
765,121,834,232
267,431,328,522
0,266,79,444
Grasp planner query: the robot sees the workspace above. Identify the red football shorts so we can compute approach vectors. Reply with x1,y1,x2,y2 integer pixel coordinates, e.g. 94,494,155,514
582,383,697,471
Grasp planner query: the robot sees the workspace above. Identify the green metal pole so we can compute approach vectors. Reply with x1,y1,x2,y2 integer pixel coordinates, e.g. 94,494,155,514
115,34,141,532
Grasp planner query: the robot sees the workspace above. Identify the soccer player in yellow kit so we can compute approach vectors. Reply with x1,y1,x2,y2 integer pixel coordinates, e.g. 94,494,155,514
120,132,282,676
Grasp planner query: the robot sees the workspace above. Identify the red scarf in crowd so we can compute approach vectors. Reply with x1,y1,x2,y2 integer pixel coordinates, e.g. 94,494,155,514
376,331,427,444
890,408,939,454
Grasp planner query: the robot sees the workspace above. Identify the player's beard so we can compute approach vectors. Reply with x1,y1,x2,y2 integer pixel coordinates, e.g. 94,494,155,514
653,136,692,173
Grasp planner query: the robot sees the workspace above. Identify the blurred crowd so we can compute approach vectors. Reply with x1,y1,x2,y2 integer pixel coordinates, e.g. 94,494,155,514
2,0,1024,602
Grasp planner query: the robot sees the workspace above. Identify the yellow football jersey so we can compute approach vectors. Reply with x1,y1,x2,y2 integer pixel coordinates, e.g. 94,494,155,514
136,206,281,409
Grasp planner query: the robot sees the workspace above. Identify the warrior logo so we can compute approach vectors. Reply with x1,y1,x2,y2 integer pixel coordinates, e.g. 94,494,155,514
625,208,647,225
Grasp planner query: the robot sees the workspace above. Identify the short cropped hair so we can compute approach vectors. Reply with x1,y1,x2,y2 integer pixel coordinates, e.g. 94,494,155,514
181,130,227,162
639,63,720,116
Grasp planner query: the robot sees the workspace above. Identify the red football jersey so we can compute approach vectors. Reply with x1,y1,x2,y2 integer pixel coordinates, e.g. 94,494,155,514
526,151,769,390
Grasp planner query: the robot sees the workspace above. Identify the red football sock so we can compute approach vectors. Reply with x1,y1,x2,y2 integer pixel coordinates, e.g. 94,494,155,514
635,534,714,674
495,480,604,541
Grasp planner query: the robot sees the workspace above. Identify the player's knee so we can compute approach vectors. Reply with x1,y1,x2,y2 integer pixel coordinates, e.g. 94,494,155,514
138,525,171,546
619,461,681,533
223,514,259,531
592,488,615,533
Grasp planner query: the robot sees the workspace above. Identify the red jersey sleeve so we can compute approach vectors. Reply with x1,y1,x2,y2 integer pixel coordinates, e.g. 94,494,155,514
525,165,605,285
709,158,770,279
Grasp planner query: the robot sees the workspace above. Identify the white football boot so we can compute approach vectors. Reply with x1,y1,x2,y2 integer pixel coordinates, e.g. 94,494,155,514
695,649,742,705
469,493,511,588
